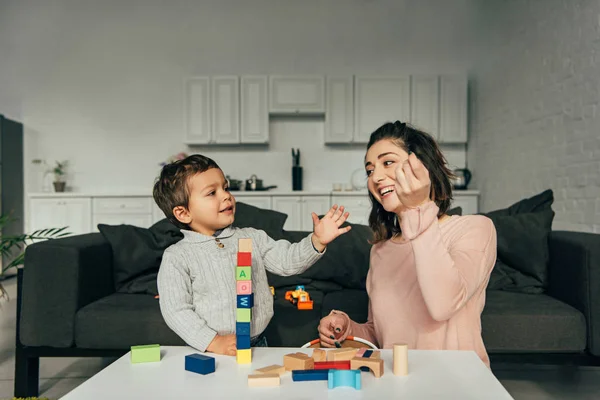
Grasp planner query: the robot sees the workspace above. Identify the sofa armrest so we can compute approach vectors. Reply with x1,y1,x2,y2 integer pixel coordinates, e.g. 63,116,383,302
547,230,600,356
19,233,114,348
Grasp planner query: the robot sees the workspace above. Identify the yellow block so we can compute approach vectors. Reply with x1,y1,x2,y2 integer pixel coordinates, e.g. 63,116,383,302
237,348,252,364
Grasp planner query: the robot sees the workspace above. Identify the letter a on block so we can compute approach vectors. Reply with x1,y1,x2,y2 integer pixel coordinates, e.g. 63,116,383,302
236,266,252,281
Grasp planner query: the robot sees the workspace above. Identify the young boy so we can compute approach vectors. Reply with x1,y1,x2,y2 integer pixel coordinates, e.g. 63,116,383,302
153,154,351,355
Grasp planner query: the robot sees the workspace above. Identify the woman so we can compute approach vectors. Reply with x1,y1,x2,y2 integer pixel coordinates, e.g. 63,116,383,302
317,121,497,367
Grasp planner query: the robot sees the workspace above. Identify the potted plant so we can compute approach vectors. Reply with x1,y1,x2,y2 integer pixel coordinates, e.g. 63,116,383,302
32,159,69,192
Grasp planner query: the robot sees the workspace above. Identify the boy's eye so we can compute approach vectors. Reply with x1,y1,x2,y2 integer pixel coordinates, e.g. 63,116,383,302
208,191,215,196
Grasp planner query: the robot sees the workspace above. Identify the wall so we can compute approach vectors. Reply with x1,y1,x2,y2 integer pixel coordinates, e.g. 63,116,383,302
469,0,600,232
0,0,477,194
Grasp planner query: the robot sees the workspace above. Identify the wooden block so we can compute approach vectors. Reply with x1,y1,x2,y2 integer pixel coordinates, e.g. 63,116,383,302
393,343,408,376
236,321,250,336
237,334,251,350
369,350,381,359
312,348,327,362
185,353,215,375
236,308,251,322
350,357,384,378
236,280,252,295
130,344,160,363
237,294,254,308
236,266,252,280
327,348,358,361
355,348,366,358
239,238,253,253
283,352,314,371
292,369,329,381
314,360,351,370
254,364,286,376
237,252,252,266
328,369,361,390
237,349,252,364
248,373,280,387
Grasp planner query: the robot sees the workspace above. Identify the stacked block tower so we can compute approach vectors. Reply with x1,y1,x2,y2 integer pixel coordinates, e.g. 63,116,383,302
236,238,253,364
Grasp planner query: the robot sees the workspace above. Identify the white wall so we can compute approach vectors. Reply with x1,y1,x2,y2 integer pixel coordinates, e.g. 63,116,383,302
469,0,600,232
0,0,477,193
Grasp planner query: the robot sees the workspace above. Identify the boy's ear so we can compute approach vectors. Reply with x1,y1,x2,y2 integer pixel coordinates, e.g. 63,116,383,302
173,206,192,224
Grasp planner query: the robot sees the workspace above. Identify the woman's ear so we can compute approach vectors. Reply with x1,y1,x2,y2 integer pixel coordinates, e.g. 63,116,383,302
173,206,192,224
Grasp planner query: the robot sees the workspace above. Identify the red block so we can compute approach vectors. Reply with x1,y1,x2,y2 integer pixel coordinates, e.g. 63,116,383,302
314,361,351,370
237,252,252,266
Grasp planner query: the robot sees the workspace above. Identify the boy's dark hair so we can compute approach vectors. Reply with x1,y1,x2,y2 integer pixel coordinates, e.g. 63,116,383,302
366,121,456,244
153,154,220,230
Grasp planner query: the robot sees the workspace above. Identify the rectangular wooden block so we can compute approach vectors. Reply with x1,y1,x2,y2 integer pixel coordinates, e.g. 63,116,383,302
236,322,251,336
312,348,327,362
185,353,215,375
327,348,358,361
236,266,252,280
248,373,280,387
254,364,286,376
237,334,251,350
130,344,160,363
314,360,351,370
237,294,254,308
237,349,252,364
236,280,252,295
237,308,251,322
292,369,329,381
283,352,314,371
238,238,253,253
237,252,252,266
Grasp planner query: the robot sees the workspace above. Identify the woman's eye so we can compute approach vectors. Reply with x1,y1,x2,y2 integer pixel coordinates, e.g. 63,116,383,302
383,160,394,167
365,169,373,177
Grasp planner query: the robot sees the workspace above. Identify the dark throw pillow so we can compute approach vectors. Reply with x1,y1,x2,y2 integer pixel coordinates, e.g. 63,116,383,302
233,202,288,240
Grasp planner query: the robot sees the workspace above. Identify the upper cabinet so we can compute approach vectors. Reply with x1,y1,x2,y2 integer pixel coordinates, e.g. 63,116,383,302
211,76,240,144
269,76,325,115
240,76,269,143
185,77,211,144
354,76,411,143
325,76,354,143
439,75,468,143
410,75,440,140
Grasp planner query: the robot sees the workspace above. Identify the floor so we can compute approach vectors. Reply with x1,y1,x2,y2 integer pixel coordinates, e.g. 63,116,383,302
1,276,600,399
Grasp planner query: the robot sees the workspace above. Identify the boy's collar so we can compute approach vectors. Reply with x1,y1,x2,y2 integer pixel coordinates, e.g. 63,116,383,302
180,225,235,243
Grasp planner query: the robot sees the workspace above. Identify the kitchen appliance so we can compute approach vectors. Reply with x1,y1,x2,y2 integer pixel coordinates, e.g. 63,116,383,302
244,174,277,191
225,175,243,191
452,168,472,190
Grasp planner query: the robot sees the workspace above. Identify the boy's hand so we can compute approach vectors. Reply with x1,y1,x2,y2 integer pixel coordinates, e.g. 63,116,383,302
206,334,237,356
311,205,351,252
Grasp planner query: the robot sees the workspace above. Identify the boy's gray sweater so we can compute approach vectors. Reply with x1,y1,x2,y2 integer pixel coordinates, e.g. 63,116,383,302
157,226,323,352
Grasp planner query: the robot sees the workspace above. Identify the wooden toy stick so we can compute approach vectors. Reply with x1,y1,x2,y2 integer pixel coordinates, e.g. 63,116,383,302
393,343,408,376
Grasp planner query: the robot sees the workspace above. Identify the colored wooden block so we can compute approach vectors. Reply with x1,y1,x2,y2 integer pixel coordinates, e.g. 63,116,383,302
350,357,384,378
248,373,280,387
254,364,286,376
237,308,251,322
236,266,252,280
237,349,252,364
370,350,381,359
283,352,314,371
237,252,252,266
236,322,251,336
237,294,254,308
312,348,327,362
328,369,361,390
292,369,330,381
356,348,367,358
130,344,160,364
327,348,358,361
185,353,215,375
237,334,251,350
236,280,252,295
239,238,252,253
314,361,351,370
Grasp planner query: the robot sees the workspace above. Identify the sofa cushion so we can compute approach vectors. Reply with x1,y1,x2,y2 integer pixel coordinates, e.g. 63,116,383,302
233,201,288,239
75,293,185,348
482,290,586,353
322,289,370,324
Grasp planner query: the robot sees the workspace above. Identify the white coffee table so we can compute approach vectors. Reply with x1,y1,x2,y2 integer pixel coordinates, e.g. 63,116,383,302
61,346,513,399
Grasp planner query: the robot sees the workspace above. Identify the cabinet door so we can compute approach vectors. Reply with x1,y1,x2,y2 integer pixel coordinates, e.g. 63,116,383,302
325,76,354,143
234,195,271,210
211,76,240,144
439,75,468,143
450,195,478,215
354,76,411,143
271,197,302,231
29,198,92,235
241,76,269,144
300,196,331,231
269,76,325,114
410,75,439,139
93,214,153,230
332,195,371,226
184,77,211,144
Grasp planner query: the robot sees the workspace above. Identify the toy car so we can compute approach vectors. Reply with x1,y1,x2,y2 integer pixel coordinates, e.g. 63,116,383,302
285,285,313,310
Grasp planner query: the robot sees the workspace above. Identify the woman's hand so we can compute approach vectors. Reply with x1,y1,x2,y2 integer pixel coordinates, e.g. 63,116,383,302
394,152,432,208
318,311,350,347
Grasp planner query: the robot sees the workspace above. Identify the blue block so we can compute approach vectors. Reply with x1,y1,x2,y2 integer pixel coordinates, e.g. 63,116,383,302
292,369,330,381
236,322,250,336
328,369,361,390
363,350,373,358
236,334,251,349
185,353,215,375
237,294,254,308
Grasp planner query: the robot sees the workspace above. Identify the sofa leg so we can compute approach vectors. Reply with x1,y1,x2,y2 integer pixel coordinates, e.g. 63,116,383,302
14,348,39,397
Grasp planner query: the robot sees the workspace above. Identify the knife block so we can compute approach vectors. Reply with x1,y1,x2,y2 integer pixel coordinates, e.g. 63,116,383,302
292,166,303,191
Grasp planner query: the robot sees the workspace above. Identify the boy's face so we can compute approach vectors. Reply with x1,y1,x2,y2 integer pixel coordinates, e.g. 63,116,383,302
173,168,236,235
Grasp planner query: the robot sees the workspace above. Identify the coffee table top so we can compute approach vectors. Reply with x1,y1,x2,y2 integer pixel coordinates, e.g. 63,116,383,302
61,346,513,399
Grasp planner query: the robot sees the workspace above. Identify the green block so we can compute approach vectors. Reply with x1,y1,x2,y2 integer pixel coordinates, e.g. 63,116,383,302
236,266,252,281
237,308,251,322
131,344,161,363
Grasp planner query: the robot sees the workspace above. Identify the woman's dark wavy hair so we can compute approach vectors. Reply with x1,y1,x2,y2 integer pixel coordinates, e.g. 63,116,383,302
366,121,455,244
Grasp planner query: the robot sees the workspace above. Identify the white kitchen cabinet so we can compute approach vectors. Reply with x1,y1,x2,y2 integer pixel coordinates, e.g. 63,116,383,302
301,196,332,231
92,197,154,229
354,76,411,143
269,76,325,114
184,77,211,144
439,75,468,143
450,194,478,215
211,76,240,144
234,195,272,210
410,75,439,139
29,198,92,235
240,76,269,143
93,214,154,229
271,196,330,231
332,195,371,226
325,76,354,143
